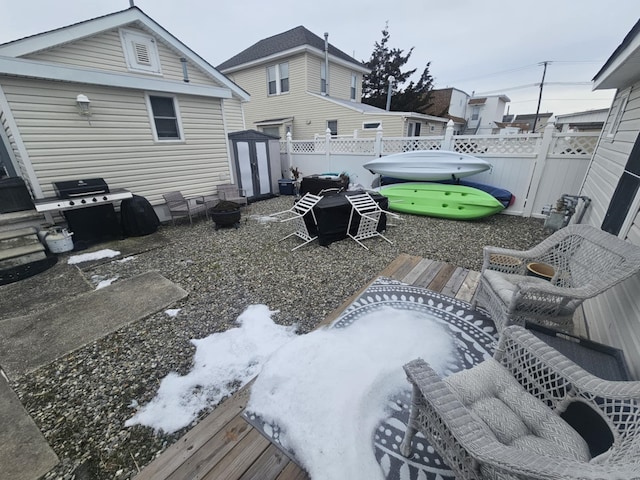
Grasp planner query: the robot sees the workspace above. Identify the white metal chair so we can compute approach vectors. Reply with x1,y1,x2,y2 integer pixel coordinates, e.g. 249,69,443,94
269,193,323,250
162,191,207,225
345,192,393,249
400,325,640,480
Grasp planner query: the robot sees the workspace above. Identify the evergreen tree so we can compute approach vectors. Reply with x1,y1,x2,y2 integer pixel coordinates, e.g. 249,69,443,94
362,23,433,113
393,64,434,112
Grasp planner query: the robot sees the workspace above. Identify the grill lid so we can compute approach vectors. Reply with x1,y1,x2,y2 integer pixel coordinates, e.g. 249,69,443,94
53,178,110,198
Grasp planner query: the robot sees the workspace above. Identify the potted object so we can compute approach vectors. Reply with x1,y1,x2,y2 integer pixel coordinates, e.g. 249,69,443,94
526,262,555,281
209,200,241,230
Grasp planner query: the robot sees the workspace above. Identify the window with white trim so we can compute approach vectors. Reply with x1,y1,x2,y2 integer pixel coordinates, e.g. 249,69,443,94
350,73,357,100
267,62,289,95
606,88,630,140
147,94,183,141
327,120,338,136
363,122,381,129
120,28,162,75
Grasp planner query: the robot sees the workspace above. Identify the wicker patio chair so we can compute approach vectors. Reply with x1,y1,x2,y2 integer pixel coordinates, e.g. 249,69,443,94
345,192,393,249
400,325,640,480
269,193,323,250
162,191,207,225
471,224,640,334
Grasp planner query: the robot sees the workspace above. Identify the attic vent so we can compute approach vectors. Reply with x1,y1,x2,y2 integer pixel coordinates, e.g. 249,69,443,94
133,42,151,65
119,28,161,75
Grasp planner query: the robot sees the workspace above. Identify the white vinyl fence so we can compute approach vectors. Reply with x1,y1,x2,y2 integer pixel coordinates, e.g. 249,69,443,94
279,123,600,218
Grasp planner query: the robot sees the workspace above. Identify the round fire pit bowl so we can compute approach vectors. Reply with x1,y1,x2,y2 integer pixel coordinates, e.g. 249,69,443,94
209,200,241,230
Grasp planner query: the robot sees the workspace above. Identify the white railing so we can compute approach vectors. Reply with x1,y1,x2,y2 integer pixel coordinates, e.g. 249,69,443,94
279,122,601,219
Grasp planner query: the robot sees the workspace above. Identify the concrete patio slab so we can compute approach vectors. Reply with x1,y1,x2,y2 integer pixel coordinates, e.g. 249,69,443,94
0,271,188,379
0,371,59,480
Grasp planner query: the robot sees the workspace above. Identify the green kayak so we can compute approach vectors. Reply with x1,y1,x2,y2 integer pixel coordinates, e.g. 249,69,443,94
379,182,505,220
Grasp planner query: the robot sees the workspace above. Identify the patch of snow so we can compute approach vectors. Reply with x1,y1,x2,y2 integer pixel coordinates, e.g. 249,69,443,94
247,307,454,480
165,309,181,317
68,249,120,264
95,277,119,290
124,305,297,434
250,214,280,224
116,256,135,263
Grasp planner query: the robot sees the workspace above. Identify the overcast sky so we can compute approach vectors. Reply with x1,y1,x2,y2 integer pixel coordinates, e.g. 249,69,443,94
2,0,639,116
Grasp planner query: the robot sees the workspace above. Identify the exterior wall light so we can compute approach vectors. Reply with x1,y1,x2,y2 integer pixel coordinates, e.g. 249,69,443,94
76,94,91,116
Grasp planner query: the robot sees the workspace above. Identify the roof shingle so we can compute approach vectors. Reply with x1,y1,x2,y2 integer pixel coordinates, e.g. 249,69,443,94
217,25,366,71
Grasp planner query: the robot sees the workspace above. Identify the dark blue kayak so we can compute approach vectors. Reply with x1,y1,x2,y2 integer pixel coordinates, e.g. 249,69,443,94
379,176,514,208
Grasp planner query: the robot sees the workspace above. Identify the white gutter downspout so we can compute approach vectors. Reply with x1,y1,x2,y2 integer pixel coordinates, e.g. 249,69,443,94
324,32,329,97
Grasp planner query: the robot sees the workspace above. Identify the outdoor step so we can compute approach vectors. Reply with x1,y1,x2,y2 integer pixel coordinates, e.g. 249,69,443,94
0,232,42,251
0,226,38,241
0,243,47,269
0,209,45,232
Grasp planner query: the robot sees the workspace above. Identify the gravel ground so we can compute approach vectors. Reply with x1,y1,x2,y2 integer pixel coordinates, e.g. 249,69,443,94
6,195,548,479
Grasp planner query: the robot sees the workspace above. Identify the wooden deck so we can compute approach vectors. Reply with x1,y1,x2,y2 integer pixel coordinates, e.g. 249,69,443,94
134,254,481,480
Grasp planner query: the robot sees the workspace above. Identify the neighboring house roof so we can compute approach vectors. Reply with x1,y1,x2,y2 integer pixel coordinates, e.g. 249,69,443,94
255,117,294,125
593,18,640,90
217,25,369,74
469,94,510,104
307,93,449,123
0,6,249,101
499,113,553,132
448,115,466,124
512,113,553,123
422,88,453,117
555,108,609,123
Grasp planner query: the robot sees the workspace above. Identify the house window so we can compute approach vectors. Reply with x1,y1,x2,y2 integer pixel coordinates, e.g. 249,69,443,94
606,89,630,140
363,122,381,129
350,74,357,100
262,126,280,138
602,131,640,235
267,62,289,95
327,120,338,136
147,94,182,141
120,28,162,75
321,63,327,94
408,122,421,137
471,106,480,121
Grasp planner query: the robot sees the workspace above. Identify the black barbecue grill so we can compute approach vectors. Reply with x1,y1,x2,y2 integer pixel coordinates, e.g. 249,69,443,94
35,178,131,250
53,178,111,198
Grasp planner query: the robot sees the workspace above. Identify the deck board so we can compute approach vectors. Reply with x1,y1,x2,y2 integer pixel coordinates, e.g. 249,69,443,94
134,254,478,480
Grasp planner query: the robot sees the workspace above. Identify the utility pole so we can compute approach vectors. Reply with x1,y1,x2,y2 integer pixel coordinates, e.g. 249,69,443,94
532,61,549,133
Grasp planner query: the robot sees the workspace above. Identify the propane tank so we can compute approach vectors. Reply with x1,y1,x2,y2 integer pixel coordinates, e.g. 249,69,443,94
44,227,74,253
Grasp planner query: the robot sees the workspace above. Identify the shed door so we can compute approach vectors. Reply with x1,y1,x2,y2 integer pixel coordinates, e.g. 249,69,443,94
234,140,272,198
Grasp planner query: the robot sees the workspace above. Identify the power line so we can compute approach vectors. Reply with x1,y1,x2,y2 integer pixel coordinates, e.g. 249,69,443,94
444,60,604,85
445,64,540,84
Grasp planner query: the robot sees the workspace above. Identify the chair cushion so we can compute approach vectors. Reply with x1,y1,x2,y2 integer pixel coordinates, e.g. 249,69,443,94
444,359,591,462
483,271,551,305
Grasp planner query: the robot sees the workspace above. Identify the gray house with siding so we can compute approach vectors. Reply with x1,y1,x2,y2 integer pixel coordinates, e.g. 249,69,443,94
578,18,640,378
0,7,249,218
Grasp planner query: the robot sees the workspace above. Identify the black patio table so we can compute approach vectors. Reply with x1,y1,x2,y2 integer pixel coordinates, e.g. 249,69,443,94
304,190,389,246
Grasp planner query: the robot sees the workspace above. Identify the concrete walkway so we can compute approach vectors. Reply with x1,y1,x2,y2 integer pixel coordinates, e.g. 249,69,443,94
0,271,188,378
0,232,186,480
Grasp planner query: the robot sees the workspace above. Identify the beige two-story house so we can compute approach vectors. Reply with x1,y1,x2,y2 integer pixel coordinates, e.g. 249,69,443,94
217,26,448,140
